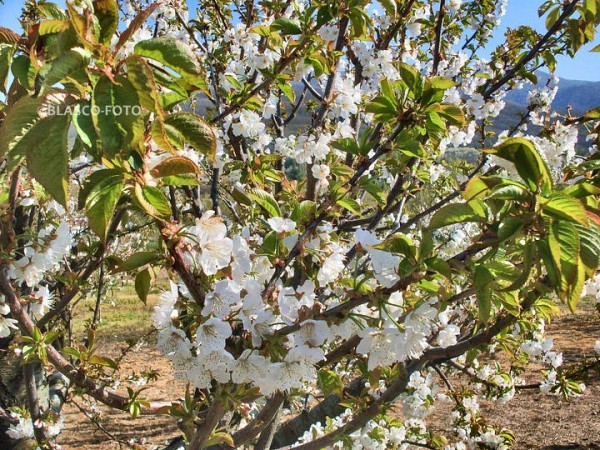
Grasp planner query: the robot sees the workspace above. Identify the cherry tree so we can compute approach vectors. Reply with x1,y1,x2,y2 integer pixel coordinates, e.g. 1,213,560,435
1,0,600,449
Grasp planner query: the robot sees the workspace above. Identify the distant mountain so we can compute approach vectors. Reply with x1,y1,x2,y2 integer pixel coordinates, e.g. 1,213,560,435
505,71,600,113
191,72,598,148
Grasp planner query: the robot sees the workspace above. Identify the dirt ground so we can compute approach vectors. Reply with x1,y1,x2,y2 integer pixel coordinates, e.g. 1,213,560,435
56,309,600,450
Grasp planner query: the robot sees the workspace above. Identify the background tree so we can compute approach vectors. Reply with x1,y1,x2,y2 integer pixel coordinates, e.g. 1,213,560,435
1,0,600,449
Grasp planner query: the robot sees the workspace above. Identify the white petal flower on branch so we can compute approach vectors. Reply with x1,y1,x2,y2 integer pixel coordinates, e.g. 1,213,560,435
278,280,316,325
231,110,265,138
202,279,241,318
317,247,345,286
187,211,233,275
6,414,34,440
396,329,429,361
296,319,331,347
437,324,461,348
195,317,232,355
30,285,55,317
231,350,268,384
153,281,180,330
0,315,19,339
357,327,400,370
355,229,400,288
267,217,297,233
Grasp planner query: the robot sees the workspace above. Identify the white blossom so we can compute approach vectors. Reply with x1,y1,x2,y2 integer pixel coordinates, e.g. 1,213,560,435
267,217,296,233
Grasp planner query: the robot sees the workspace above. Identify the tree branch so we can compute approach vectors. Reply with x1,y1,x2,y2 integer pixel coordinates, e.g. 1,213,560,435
0,267,169,416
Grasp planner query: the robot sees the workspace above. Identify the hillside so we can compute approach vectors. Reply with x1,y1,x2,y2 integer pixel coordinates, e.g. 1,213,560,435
505,71,600,113
190,72,598,148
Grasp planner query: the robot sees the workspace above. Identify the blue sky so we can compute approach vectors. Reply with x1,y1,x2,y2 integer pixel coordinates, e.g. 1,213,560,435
0,0,599,81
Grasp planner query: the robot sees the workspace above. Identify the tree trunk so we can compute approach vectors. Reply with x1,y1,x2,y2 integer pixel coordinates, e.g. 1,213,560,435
0,335,66,449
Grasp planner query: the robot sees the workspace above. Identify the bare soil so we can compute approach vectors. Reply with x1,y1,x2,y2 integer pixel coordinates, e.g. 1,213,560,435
57,309,600,450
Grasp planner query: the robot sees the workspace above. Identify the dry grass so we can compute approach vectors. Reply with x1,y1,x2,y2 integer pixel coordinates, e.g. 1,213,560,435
70,284,161,342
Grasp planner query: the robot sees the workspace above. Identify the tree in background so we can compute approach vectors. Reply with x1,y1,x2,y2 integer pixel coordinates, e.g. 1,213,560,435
1,0,600,448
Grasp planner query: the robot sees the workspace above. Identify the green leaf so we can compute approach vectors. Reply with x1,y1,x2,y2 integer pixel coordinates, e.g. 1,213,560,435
0,94,46,160
133,184,172,219
41,47,91,88
134,37,201,77
336,198,361,215
206,432,235,448
291,200,316,225
437,104,465,126
24,114,71,206
575,222,600,276
484,138,552,193
62,347,81,359
537,239,560,287
462,176,497,201
429,76,456,90
499,243,533,292
125,55,163,114
398,62,422,96
372,233,417,260
545,6,561,30
331,138,368,156
12,54,36,89
497,290,522,317
67,1,100,48
426,111,447,135
89,354,118,369
260,230,280,257
93,0,119,45
428,203,482,229
0,44,14,94
425,257,452,279
114,252,162,273
549,219,580,304
497,217,524,242
72,102,98,152
82,170,125,241
248,188,281,217
419,229,434,260
366,95,397,122
563,182,600,198
92,75,144,158
231,186,252,206
378,0,397,17
270,18,303,35
486,184,530,201
582,105,600,121
160,174,200,186
567,258,585,312
542,194,588,226
135,267,153,305
359,177,386,205
467,198,487,219
158,112,217,160
38,19,70,35
37,2,68,19
317,369,343,397
330,164,353,179
277,78,295,103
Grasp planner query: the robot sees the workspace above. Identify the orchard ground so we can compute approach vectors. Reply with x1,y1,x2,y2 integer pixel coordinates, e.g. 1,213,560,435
56,288,600,450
